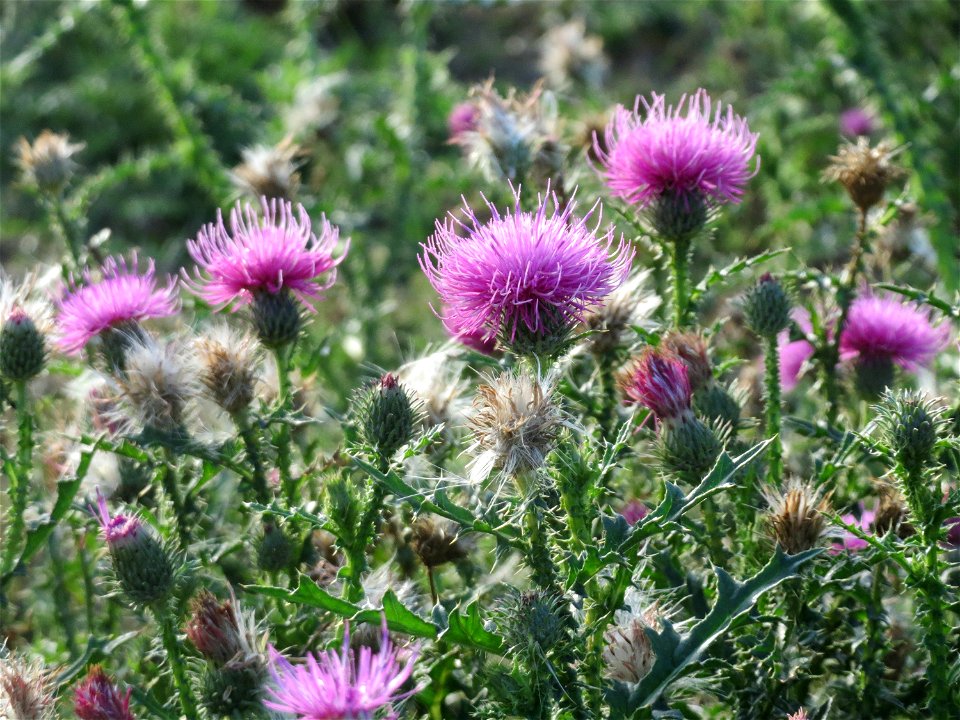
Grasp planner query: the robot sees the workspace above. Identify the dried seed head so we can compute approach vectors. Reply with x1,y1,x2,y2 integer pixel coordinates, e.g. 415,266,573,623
0,649,57,720
874,486,912,538
116,336,199,435
411,516,472,568
603,595,660,684
823,138,906,211
15,130,84,192
762,477,831,555
467,371,567,487
582,269,660,355
396,351,469,430
230,137,301,200
195,324,261,415
660,331,712,392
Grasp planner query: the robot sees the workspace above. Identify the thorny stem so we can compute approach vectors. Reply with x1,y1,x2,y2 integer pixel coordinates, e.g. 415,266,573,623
154,605,199,719
824,208,869,425
763,334,783,484
918,526,953,718
78,533,97,632
1,382,34,580
47,530,79,658
524,502,559,592
346,457,390,602
235,410,268,504
272,346,296,506
671,237,691,328
596,351,619,442
161,448,190,548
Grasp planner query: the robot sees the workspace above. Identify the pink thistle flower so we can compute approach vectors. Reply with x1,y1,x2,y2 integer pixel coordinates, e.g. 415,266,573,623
840,108,874,137
595,88,759,208
263,617,420,720
620,499,648,525
777,308,817,392
91,488,144,550
619,348,692,422
74,666,135,720
831,506,876,554
944,517,960,549
183,197,348,312
55,253,179,355
420,185,633,348
839,293,949,372
448,102,479,141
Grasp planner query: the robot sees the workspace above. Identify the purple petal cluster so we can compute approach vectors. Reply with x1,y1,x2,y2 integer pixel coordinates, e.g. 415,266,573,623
777,308,816,392
839,108,874,137
56,254,179,355
74,666,135,720
595,88,759,207
183,197,348,311
92,489,144,550
839,293,949,371
420,187,633,345
263,619,419,720
831,506,875,554
448,101,479,141
620,348,692,421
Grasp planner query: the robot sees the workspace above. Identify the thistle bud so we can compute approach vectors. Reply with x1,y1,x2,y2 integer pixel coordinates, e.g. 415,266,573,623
658,415,722,483
92,491,175,606
73,666,135,720
0,651,57,720
195,325,261,416
874,389,946,476
660,331,712,392
353,373,420,461
619,348,692,422
198,661,266,718
257,522,295,573
693,382,742,429
743,274,792,338
619,500,648,526
448,101,479,141
411,517,472,568
823,138,905,212
648,190,709,244
251,289,302,349
762,478,831,554
186,591,244,665
874,487,912,538
0,308,46,382
496,589,568,659
15,130,84,192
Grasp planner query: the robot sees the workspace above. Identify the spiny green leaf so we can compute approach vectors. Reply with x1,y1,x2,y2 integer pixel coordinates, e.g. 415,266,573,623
690,248,790,302
442,600,505,654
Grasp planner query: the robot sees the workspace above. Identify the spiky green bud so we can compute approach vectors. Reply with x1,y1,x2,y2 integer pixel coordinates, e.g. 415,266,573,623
496,589,568,659
199,661,266,718
743,274,792,338
694,382,741,429
875,389,946,476
659,414,722,482
109,528,175,606
0,309,46,382
257,522,295,573
353,373,419,461
251,290,302,349
649,190,709,243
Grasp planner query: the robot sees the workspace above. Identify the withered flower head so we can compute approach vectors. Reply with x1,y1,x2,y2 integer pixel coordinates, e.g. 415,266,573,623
195,324,261,416
230,137,302,200
185,589,265,668
0,649,57,720
15,130,84,192
116,335,200,435
411,516,473,568
873,485,913,538
603,591,661,684
660,331,712,392
762,477,831,555
823,138,906,211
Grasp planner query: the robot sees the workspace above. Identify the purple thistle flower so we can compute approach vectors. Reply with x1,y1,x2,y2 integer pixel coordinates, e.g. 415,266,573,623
840,108,874,137
619,348,692,422
448,102,479,141
831,507,875,554
620,499,648,525
183,197,348,312
777,308,816,392
595,88,759,208
263,618,420,720
55,253,179,355
74,666,135,720
944,517,960,549
420,185,633,347
91,489,144,550
839,293,949,371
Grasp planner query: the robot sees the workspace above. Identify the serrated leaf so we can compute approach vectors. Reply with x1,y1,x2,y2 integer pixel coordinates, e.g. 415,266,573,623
690,249,789,303
874,283,960,320
442,600,504,654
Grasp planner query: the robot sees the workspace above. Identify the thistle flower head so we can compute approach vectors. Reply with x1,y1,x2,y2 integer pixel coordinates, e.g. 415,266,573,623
777,308,816,392
787,710,809,720
762,478,831,555
595,89,759,209
195,324,261,415
411,516,472,568
660,331,712,392
263,617,420,719
421,186,633,357
831,505,876,554
186,589,266,668
495,589,569,661
230,138,302,200
15,129,84,191
0,649,57,720
582,268,659,355
874,389,948,476
619,348,692,422
92,488,146,550
840,108,874,137
56,253,179,356
352,373,422,461
466,371,567,486
824,138,906,211
619,499,648,526
73,666,135,720
742,273,792,338
0,307,47,382
115,335,199,435
454,79,560,183
183,197,348,313
839,293,949,374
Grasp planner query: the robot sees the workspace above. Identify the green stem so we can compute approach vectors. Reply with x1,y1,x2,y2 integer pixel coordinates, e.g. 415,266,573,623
524,502,559,592
346,465,388,603
154,606,199,719
671,237,691,328
235,411,268,504
272,347,295,506
918,528,953,717
160,448,190,548
596,352,618,442
79,535,97,632
763,334,783,484
1,382,33,577
47,530,79,658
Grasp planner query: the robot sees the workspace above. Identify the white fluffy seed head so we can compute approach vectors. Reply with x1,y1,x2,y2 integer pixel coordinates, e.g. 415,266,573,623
603,590,662,684
0,648,57,720
116,335,200,434
195,324,262,416
396,349,469,430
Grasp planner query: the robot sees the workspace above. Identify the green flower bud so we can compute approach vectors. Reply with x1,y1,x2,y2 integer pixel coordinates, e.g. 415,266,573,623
693,382,742,429
659,414,722,482
353,373,420,461
743,274,792,338
0,309,46,382
257,522,295,573
875,389,946,476
199,661,266,718
649,190,709,243
251,290,302,349
496,589,568,659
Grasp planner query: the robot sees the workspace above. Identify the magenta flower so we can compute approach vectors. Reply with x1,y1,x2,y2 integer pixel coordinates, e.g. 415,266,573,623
620,500,648,525
839,293,949,371
595,88,759,208
944,517,960,549
420,186,633,347
183,197,348,311
263,618,420,720
831,507,876,554
74,666,135,720
448,102,479,140
620,348,692,421
778,308,816,392
55,254,178,355
91,489,145,551
840,108,874,137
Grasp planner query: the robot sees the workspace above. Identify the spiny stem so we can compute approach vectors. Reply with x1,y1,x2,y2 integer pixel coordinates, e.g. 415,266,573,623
272,346,296,506
161,448,190,549
918,529,952,717
596,351,619,442
1,381,34,578
671,237,691,328
47,530,79,658
154,605,199,719
235,410,268,504
763,334,783,484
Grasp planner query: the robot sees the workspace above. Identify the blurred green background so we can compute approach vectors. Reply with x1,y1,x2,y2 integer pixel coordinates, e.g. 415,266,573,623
3,0,958,386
